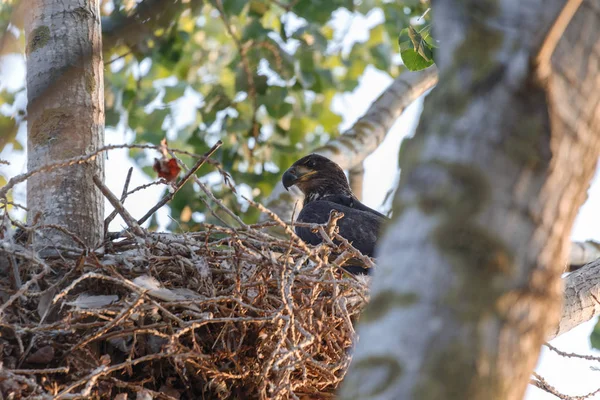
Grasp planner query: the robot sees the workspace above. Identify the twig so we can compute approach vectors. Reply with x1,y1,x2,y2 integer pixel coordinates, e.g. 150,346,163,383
0,245,51,315
7,366,70,374
0,143,213,199
531,372,600,400
104,167,133,233
68,293,146,354
93,175,145,237
54,352,198,399
126,179,164,196
136,140,223,226
544,343,600,362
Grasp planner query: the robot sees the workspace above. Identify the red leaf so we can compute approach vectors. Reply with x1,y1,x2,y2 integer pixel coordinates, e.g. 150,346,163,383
153,158,181,182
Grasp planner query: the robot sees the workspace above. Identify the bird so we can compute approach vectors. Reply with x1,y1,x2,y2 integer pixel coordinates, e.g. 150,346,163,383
281,154,389,274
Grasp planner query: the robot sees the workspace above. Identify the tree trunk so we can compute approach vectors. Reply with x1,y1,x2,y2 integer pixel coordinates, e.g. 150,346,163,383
340,1,600,399
25,0,104,250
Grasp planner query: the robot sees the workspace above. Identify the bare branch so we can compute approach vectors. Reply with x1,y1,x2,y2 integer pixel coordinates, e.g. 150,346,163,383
568,241,600,271
93,175,145,237
348,163,364,201
531,372,600,400
549,257,600,340
136,140,223,226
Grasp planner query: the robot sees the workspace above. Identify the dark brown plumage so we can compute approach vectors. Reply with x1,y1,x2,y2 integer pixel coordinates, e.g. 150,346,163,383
282,154,389,273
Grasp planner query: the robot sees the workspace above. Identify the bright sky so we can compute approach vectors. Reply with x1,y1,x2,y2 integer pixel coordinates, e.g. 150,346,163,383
1,7,600,399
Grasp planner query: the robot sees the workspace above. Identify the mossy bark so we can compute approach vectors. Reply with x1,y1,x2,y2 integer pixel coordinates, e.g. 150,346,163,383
25,0,104,250
341,1,600,399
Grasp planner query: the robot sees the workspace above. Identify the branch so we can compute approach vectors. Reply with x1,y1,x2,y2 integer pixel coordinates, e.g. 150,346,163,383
102,0,202,55
568,240,600,271
531,372,600,400
264,67,439,220
348,163,364,201
549,257,600,340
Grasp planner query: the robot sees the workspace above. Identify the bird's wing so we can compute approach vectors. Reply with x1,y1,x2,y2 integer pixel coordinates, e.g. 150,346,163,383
295,200,385,257
350,198,389,219
321,194,390,220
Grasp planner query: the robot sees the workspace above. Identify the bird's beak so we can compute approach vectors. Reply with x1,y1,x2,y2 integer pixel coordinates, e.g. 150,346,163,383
282,166,315,191
282,168,298,191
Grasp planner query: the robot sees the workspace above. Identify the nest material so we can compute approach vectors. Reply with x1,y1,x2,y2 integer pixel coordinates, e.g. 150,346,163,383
0,213,370,400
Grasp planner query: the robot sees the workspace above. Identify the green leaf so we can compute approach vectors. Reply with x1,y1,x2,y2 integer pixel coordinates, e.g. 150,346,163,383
591,319,600,350
0,114,17,149
220,0,247,16
105,108,121,126
248,0,270,17
235,67,268,95
370,43,393,71
398,27,435,71
400,49,435,71
292,0,347,25
242,19,270,41
261,86,292,119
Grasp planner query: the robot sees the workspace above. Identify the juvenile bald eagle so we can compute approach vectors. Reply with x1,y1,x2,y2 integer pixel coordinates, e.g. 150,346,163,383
282,154,389,274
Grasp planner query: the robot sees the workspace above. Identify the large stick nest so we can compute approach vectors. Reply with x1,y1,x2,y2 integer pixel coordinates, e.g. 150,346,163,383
0,144,370,400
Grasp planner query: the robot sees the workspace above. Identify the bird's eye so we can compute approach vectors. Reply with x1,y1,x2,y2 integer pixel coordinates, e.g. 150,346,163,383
306,160,315,168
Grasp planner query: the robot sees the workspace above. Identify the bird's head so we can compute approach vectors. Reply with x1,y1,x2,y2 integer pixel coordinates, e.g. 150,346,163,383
282,154,351,202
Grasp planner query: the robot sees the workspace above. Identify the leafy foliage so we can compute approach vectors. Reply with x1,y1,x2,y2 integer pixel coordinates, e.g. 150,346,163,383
398,24,435,71
0,0,431,229
590,319,600,350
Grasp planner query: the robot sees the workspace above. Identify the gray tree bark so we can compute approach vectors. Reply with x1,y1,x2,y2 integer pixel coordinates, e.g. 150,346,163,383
550,258,600,340
25,0,104,249
340,1,600,399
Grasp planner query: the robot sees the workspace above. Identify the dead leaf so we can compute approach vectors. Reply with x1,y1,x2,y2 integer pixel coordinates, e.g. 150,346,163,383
153,158,181,182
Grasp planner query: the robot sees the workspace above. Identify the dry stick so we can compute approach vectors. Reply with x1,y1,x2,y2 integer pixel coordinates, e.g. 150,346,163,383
36,224,89,252
104,167,133,234
54,351,199,399
126,179,164,196
168,152,244,229
0,143,211,200
93,175,145,237
531,372,600,400
244,196,313,255
193,176,246,228
544,342,600,362
0,244,52,315
110,378,179,400
325,210,344,238
332,232,376,270
68,293,146,354
0,143,154,199
136,140,223,226
7,366,70,375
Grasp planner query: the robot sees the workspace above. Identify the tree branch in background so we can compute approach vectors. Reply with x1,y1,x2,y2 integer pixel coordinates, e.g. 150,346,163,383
102,0,202,55
550,258,600,340
265,67,439,221
568,240,600,272
348,163,365,201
